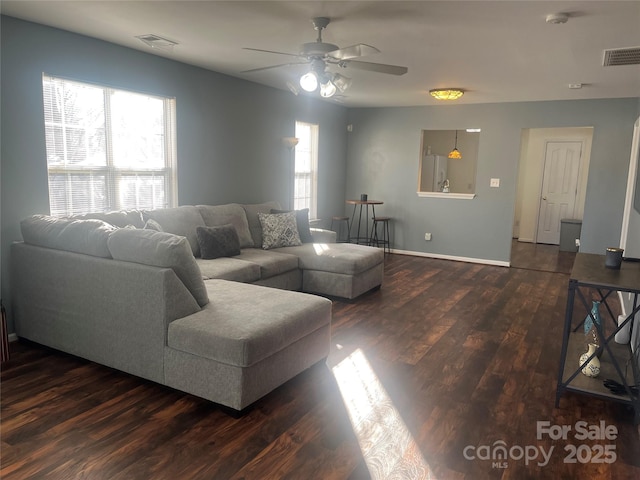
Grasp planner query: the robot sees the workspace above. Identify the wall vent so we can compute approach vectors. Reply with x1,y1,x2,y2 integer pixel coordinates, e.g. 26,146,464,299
603,47,640,66
136,34,178,52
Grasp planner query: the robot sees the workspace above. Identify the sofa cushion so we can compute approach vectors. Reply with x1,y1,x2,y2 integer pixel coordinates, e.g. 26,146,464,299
197,204,254,248
76,210,145,229
196,258,261,283
168,280,331,367
258,212,302,249
144,219,164,231
107,229,209,307
196,225,241,259
142,206,205,257
273,243,384,275
21,215,116,258
233,248,299,279
242,201,281,248
271,208,313,243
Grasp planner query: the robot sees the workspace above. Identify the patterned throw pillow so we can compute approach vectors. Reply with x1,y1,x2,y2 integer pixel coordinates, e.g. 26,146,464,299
270,208,313,243
258,212,302,250
196,225,241,259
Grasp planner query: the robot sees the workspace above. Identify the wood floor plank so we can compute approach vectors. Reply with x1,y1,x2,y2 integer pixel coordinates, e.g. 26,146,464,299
2,247,639,479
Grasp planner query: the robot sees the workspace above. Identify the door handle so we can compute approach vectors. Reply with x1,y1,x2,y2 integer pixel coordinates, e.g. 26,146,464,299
542,196,547,201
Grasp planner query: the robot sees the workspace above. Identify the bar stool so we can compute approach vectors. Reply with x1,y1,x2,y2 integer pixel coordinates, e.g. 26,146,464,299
330,216,351,243
369,216,391,254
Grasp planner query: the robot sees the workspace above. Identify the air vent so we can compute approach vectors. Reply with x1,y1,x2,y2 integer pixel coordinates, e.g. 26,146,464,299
603,47,640,66
136,34,178,52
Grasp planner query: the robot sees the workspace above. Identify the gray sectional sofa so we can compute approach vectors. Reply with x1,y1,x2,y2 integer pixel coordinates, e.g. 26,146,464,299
10,202,384,411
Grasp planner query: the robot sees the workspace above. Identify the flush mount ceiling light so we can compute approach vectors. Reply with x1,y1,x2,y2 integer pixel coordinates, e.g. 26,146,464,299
429,89,464,101
545,13,569,24
448,130,462,159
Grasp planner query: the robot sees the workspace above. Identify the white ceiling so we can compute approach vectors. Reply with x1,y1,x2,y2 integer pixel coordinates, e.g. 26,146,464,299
2,1,640,107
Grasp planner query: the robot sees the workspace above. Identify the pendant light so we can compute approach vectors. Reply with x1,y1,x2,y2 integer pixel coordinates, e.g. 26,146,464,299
448,130,462,159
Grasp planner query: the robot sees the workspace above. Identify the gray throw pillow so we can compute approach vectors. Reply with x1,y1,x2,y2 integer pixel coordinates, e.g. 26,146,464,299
271,208,313,243
258,212,302,250
196,225,241,259
197,207,254,248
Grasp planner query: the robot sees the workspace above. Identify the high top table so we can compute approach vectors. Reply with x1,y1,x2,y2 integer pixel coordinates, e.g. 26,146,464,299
346,199,383,245
555,253,640,423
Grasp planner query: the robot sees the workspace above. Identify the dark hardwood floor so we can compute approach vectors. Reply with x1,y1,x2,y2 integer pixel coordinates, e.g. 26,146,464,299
2,248,639,479
510,239,576,274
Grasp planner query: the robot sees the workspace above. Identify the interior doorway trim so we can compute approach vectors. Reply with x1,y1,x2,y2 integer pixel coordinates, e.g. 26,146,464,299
619,116,640,252
513,127,593,245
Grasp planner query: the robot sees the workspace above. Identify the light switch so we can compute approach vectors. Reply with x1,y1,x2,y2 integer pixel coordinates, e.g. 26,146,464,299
490,178,500,188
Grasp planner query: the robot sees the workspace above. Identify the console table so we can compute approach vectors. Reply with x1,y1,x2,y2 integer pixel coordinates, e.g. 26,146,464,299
555,253,640,423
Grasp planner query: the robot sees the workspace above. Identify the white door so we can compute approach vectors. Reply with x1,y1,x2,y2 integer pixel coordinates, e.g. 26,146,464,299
536,141,582,244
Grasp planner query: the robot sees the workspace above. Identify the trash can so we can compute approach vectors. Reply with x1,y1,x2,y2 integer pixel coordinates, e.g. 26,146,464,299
559,219,582,252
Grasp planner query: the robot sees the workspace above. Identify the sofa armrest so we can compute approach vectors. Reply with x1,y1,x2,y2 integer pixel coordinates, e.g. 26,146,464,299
310,228,337,243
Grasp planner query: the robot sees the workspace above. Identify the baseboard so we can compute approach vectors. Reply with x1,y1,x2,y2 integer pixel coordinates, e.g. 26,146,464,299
391,248,511,267
8,333,18,342
516,237,534,243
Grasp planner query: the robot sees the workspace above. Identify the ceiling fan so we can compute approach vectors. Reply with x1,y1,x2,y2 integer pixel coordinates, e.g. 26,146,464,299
242,17,408,98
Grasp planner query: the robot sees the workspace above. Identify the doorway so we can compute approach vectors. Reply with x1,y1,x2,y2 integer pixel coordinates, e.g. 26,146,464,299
513,127,593,248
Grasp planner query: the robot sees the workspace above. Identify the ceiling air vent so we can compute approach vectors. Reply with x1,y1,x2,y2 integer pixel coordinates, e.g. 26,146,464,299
603,46,640,66
136,34,178,52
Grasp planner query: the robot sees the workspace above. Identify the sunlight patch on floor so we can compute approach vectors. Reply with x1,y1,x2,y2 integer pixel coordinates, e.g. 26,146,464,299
331,345,436,479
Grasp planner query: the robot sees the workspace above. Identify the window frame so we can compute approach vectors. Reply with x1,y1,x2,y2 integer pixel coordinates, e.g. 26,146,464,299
293,121,319,219
42,74,177,216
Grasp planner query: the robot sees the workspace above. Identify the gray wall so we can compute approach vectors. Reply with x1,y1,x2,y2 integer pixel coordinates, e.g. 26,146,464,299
0,16,348,332
2,15,638,335
346,99,638,262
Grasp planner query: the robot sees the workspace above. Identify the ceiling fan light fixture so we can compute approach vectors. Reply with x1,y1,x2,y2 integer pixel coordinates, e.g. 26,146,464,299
430,88,464,100
320,80,337,98
300,72,318,92
332,73,352,93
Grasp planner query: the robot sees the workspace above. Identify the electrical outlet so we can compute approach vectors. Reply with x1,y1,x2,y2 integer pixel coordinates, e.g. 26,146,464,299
575,238,581,247
424,233,432,241
490,178,500,188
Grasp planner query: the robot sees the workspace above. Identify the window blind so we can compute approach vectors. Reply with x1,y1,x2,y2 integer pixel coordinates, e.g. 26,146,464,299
42,75,177,216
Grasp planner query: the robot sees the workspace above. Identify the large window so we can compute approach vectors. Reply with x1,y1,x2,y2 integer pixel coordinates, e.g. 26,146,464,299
294,121,319,219
42,75,177,216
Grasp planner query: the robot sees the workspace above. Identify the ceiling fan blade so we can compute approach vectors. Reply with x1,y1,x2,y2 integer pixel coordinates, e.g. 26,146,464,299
243,47,302,58
242,62,308,73
343,60,408,75
327,44,380,61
